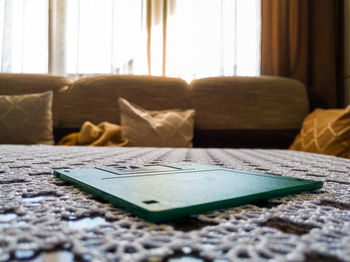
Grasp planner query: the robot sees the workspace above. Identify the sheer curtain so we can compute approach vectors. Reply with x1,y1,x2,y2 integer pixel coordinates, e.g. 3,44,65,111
165,0,261,81
0,0,48,73
51,0,146,77
0,0,261,80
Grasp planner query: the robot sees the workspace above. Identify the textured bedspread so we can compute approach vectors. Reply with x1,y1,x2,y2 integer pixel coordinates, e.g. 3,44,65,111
1,145,350,262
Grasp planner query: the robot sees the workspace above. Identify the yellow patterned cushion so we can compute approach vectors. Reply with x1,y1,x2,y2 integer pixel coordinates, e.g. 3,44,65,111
289,106,350,158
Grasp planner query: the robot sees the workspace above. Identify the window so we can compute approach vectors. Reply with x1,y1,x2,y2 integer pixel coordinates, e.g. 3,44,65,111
0,0,48,73
0,0,260,79
166,0,261,81
65,0,145,75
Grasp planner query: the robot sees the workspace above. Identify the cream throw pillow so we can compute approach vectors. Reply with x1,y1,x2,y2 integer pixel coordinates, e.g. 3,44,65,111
0,91,54,145
118,98,195,147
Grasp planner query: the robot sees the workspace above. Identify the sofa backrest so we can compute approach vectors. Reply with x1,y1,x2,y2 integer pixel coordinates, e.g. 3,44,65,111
189,76,309,147
59,75,190,128
0,73,72,128
0,73,309,148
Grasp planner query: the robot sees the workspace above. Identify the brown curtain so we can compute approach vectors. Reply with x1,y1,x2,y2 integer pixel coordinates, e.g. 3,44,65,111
261,0,344,109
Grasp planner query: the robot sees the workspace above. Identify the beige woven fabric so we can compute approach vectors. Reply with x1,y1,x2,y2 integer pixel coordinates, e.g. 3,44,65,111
189,76,309,130
60,75,190,128
0,73,72,127
290,106,350,158
0,146,349,261
118,98,195,147
0,91,54,144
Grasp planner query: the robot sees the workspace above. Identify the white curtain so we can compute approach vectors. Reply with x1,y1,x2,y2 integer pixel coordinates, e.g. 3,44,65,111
0,0,261,80
51,0,146,77
0,0,48,73
166,0,261,81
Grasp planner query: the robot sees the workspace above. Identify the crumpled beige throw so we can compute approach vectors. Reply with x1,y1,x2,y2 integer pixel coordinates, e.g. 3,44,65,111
58,121,128,147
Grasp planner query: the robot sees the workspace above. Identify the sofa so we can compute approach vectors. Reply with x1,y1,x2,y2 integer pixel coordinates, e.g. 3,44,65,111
0,73,309,148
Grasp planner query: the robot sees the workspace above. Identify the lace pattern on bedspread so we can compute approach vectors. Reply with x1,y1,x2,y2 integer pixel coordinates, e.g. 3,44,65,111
0,145,350,262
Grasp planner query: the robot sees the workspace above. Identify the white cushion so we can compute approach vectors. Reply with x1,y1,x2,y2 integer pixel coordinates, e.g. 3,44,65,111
118,98,195,148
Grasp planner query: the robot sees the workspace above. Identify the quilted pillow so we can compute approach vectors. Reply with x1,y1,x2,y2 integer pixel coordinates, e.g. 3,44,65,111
0,91,54,145
289,105,350,158
118,98,195,147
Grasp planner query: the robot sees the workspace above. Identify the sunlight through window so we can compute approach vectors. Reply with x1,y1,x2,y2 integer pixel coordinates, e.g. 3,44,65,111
0,0,260,79
65,0,145,75
0,0,48,73
166,0,260,81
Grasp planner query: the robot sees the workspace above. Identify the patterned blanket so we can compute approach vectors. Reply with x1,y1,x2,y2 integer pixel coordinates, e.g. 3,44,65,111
1,145,349,261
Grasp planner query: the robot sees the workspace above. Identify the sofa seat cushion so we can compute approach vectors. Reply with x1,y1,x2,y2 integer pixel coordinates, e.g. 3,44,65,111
194,129,300,148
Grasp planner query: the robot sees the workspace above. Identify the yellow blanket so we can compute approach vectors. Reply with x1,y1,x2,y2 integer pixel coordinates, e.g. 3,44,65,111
58,121,128,147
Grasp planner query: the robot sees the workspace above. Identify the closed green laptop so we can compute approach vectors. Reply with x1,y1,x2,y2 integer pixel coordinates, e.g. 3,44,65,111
54,163,323,223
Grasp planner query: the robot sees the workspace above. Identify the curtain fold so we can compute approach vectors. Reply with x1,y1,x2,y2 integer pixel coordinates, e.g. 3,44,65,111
0,0,48,73
146,0,167,76
49,0,66,75
261,0,344,109
0,0,13,72
146,0,177,76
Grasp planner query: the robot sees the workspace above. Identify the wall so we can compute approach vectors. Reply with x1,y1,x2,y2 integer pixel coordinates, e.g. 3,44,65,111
345,0,350,105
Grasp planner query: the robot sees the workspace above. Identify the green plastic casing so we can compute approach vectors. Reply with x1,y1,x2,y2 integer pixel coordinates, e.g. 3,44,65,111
54,162,323,223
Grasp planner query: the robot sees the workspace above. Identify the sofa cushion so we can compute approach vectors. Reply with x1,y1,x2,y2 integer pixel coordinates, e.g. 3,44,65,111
0,73,73,127
118,98,195,147
189,76,309,130
0,91,54,144
60,75,190,128
290,106,350,158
